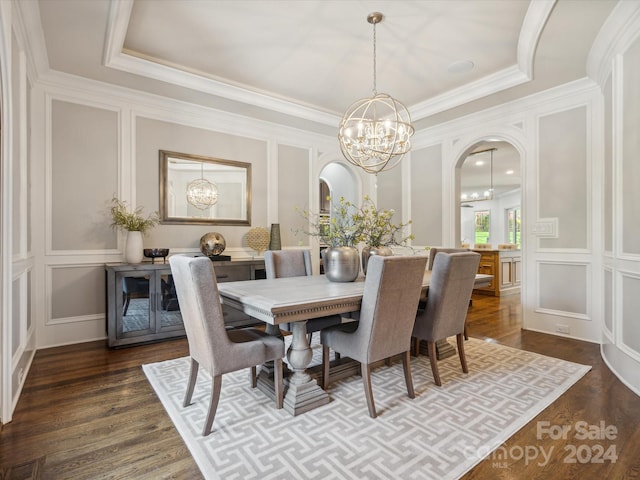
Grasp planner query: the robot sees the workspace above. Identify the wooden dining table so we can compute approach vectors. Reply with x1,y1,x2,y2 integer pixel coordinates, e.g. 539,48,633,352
218,270,492,416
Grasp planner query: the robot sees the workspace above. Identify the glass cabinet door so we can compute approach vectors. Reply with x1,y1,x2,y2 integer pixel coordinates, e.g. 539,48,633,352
157,272,183,332
117,272,153,336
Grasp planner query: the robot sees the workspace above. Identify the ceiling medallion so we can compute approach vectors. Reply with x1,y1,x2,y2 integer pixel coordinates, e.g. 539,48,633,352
338,12,415,175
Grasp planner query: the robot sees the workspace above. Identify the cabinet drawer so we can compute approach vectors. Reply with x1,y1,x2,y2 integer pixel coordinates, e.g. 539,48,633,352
213,265,251,282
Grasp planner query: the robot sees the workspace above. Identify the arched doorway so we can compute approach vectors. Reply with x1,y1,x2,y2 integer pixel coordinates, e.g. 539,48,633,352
456,140,524,299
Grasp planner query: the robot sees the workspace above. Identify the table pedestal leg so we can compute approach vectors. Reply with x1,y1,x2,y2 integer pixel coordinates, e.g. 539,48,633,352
257,323,290,400
283,321,330,416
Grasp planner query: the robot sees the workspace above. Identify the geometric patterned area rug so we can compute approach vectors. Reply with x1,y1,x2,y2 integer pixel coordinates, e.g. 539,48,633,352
143,338,591,480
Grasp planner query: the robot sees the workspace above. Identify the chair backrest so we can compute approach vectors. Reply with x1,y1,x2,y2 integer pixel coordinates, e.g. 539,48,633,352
474,243,493,250
414,252,481,341
169,255,230,368
349,255,428,364
264,249,312,279
428,247,469,270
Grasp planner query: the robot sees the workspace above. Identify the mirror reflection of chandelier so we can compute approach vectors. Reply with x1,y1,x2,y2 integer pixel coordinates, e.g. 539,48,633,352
186,164,218,210
338,12,415,175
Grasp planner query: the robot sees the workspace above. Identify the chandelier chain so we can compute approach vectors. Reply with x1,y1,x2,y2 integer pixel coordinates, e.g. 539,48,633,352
372,21,377,95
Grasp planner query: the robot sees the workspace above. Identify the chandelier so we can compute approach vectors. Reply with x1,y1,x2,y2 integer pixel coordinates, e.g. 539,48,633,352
186,163,218,210
338,12,415,175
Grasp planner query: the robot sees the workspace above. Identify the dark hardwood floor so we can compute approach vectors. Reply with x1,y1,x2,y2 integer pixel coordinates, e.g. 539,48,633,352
1,294,639,479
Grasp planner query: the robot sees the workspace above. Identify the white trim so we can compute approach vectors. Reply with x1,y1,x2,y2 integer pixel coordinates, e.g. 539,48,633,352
616,269,640,364
12,0,48,81
102,0,554,125
46,314,104,327
534,101,593,253
43,92,123,256
410,65,529,120
1,0,13,424
517,0,556,79
102,0,338,127
587,0,640,88
600,344,640,397
535,260,592,321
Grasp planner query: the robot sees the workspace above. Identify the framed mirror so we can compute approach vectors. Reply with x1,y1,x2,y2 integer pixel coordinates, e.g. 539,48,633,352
159,150,251,225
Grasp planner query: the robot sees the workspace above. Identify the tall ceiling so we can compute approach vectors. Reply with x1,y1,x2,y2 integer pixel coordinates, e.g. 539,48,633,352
29,0,617,135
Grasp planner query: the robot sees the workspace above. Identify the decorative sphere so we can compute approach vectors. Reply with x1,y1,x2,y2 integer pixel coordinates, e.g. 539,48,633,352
200,232,226,256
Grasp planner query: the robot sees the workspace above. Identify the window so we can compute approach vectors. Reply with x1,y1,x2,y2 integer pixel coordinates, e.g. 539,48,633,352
506,207,521,247
474,210,490,244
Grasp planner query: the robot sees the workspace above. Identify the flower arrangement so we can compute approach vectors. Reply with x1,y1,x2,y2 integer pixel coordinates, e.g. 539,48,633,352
296,196,363,247
109,196,159,234
296,195,413,248
357,196,414,247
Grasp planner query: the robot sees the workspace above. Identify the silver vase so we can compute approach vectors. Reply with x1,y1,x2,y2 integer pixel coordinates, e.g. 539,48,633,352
361,245,394,275
322,246,360,282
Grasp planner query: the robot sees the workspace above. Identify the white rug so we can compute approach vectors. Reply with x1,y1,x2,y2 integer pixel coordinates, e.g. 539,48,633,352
143,338,590,480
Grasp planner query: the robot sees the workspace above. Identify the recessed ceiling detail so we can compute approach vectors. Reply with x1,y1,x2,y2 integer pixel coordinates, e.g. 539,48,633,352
102,0,553,126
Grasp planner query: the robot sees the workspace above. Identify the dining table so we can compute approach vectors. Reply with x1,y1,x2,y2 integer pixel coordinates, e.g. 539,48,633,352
218,269,492,416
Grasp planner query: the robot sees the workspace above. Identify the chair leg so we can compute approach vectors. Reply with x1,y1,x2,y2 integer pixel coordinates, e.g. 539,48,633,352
412,337,420,357
274,358,284,409
202,375,222,436
385,357,392,367
183,358,199,407
402,350,415,399
361,363,377,418
457,333,469,374
307,332,313,344
464,323,469,341
250,366,257,388
322,345,330,390
427,341,442,386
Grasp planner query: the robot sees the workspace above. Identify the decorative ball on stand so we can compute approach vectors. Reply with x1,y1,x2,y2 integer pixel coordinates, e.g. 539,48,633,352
200,232,227,257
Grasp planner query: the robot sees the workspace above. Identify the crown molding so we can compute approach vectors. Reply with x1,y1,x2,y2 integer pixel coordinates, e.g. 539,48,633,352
402,0,555,121
103,0,553,127
587,0,640,87
410,64,530,120
103,1,339,127
12,0,49,81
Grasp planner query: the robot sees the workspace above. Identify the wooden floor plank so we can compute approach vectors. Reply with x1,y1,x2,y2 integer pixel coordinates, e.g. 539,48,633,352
1,294,639,479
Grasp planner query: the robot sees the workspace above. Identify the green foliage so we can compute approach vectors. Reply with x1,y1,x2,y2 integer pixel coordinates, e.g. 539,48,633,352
296,195,413,248
357,196,413,247
297,196,363,247
109,196,159,234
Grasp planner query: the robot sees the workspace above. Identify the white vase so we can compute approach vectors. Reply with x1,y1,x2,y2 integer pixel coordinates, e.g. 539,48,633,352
125,230,144,264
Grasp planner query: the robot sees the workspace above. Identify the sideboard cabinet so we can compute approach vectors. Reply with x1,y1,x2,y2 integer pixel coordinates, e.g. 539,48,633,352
106,258,265,347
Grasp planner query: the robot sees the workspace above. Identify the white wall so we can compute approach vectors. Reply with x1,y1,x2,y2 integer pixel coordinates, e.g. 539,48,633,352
1,2,36,424
597,2,640,396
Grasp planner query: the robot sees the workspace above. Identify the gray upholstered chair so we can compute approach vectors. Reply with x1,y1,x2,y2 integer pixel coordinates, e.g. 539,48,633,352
320,255,428,418
427,247,470,270
412,252,481,386
169,255,284,436
264,249,343,342
426,246,474,332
